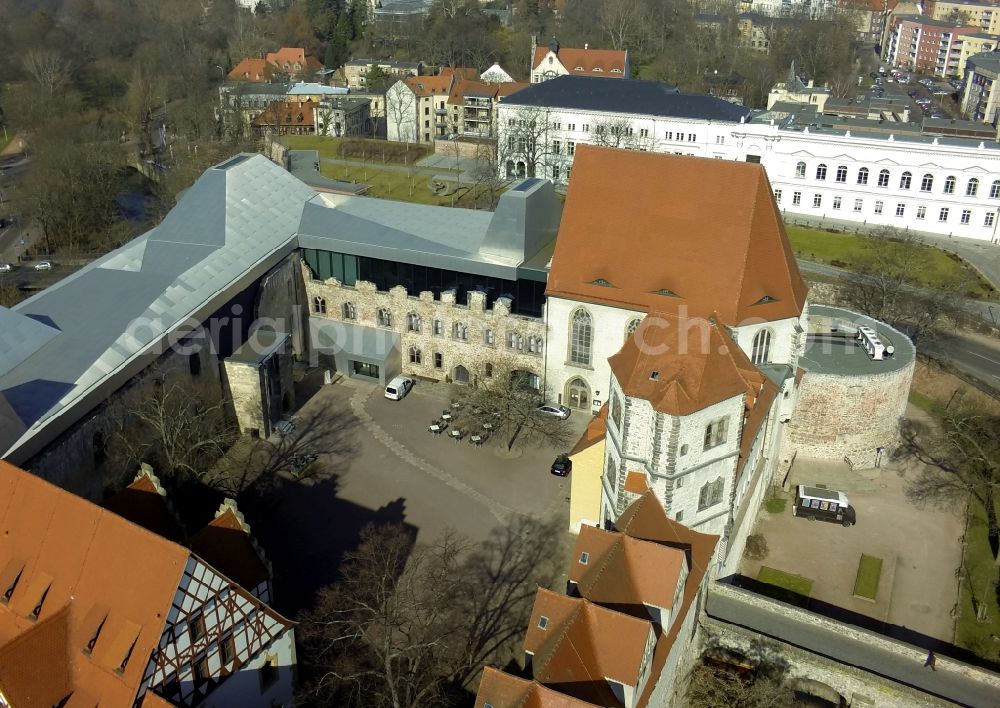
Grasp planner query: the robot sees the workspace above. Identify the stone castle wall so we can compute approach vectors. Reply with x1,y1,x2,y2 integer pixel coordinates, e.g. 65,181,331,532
304,271,546,385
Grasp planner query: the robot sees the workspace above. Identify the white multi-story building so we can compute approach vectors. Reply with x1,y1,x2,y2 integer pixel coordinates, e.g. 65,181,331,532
498,75,1000,242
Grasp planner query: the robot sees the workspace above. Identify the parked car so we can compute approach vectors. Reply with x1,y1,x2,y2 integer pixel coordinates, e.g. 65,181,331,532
384,376,414,401
0,263,11,273
550,454,573,477
536,404,571,419
33,261,52,270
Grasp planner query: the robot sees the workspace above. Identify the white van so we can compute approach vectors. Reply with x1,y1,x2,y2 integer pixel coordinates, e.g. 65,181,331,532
384,376,414,400
793,485,856,526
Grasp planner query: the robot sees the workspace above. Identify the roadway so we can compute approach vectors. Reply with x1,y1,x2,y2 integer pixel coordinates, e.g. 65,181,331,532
706,587,1000,708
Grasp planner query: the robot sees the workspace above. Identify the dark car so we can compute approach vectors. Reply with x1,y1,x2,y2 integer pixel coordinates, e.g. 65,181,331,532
551,454,572,477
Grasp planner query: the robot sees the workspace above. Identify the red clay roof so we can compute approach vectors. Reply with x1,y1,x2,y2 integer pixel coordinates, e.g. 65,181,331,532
524,588,652,704
440,66,478,79
609,313,771,416
623,470,649,495
228,58,277,82
404,75,455,97
569,404,607,456
0,603,72,707
0,461,189,706
474,666,602,708
265,47,324,74
570,525,687,612
547,146,808,324
102,469,183,543
497,81,530,98
253,100,318,128
533,46,627,76
189,506,270,592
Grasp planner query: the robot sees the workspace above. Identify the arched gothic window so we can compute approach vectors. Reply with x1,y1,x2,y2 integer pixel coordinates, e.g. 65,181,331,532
377,308,392,328
342,302,356,320
751,329,772,365
312,296,326,314
569,309,593,366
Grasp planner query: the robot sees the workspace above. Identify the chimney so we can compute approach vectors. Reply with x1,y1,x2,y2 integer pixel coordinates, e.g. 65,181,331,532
585,43,589,50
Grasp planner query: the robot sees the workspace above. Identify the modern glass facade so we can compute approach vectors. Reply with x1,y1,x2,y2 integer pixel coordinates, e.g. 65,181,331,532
301,248,547,318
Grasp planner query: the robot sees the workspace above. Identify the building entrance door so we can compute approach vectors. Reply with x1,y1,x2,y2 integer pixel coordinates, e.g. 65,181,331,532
566,377,590,410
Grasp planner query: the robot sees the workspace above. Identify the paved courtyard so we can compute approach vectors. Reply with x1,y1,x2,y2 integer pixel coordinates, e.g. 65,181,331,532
243,375,586,615
742,453,964,642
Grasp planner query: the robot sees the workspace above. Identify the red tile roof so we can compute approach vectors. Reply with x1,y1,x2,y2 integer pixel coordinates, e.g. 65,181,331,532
266,47,324,75
524,588,653,705
188,502,270,592
569,525,687,612
569,404,608,456
547,146,808,324
0,461,189,706
440,66,478,79
533,46,628,76
609,313,774,416
228,58,277,83
102,466,184,542
252,100,318,128
474,666,602,708
404,75,455,97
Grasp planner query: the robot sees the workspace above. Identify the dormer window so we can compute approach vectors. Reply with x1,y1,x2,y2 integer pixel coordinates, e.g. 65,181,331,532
650,371,660,381
537,615,549,630
612,68,622,73
589,278,614,287
754,295,777,305
579,552,590,564
575,66,584,70
652,288,680,297
593,67,603,72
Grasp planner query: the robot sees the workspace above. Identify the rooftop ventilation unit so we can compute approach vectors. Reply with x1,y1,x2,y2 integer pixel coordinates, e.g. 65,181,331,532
856,325,894,361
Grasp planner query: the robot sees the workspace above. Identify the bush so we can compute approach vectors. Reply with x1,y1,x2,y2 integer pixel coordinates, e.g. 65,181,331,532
744,534,769,561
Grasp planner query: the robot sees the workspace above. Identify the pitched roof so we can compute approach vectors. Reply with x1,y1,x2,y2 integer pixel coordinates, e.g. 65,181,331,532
102,466,184,543
228,57,277,82
524,588,652,704
440,66,478,79
0,460,189,705
188,501,270,591
533,46,628,76
569,526,687,612
474,666,602,708
608,313,773,416
265,47,324,74
404,74,455,97
252,99,317,128
547,146,808,324
569,404,607,456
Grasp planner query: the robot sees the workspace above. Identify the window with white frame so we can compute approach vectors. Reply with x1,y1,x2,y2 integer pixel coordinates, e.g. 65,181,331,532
921,173,934,192
939,207,949,222
991,180,1000,198
900,171,912,189
835,165,847,182
853,198,863,212
986,212,996,227
961,209,971,224
917,205,926,219
815,163,827,180
377,308,392,327
703,417,729,450
409,346,421,364
342,302,357,320
567,141,575,155
895,203,905,217
967,178,979,197
857,167,869,185
774,189,782,203
795,161,806,178
312,296,326,314
833,196,842,210
944,176,956,194
874,200,883,214
569,309,593,366
812,194,822,208
877,169,890,187
527,335,543,354
792,191,801,206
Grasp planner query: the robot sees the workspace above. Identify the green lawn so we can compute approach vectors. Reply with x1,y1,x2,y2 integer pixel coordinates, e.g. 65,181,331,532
765,498,787,514
956,499,1000,661
283,134,431,165
907,391,940,416
757,566,813,607
785,225,994,299
320,161,496,208
853,554,883,600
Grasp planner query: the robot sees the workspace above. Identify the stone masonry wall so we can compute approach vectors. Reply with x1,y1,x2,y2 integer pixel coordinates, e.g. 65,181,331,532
304,271,546,385
784,362,914,466
224,360,265,436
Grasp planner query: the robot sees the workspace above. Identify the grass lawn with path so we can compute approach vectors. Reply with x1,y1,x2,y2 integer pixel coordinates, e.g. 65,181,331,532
283,134,431,165
320,161,493,208
956,499,1000,661
786,225,994,298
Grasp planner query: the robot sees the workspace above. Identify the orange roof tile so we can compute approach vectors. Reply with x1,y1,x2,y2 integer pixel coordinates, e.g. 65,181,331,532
547,146,808,324
497,81,530,98
102,468,183,542
252,99,317,128
533,46,628,76
623,471,648,495
440,66,478,79
569,404,607,456
265,47,324,74
570,526,686,613
609,312,769,416
524,589,652,704
474,666,602,708
404,75,455,97
189,504,270,592
0,603,72,707
228,58,277,83
0,461,189,706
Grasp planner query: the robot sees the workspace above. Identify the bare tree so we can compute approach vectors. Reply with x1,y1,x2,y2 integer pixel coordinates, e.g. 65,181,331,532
598,0,644,51
591,115,656,151
385,81,417,143
0,276,20,308
297,515,567,707
470,140,506,209
450,355,573,452
686,662,796,707
901,409,1000,563
497,105,551,179
21,49,73,98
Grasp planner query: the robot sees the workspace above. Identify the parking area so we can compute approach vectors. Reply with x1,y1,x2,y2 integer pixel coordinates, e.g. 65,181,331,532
742,452,964,642
242,375,586,614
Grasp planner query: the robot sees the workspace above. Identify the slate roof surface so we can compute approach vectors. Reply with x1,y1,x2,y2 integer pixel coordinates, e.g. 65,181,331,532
503,75,752,122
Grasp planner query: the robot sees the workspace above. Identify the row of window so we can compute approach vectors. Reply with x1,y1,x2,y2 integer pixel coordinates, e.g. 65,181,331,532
775,190,996,226
793,162,1000,198
311,297,544,353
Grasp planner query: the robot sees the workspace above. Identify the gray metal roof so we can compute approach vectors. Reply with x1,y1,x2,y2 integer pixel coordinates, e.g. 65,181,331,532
0,154,315,460
502,75,752,123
